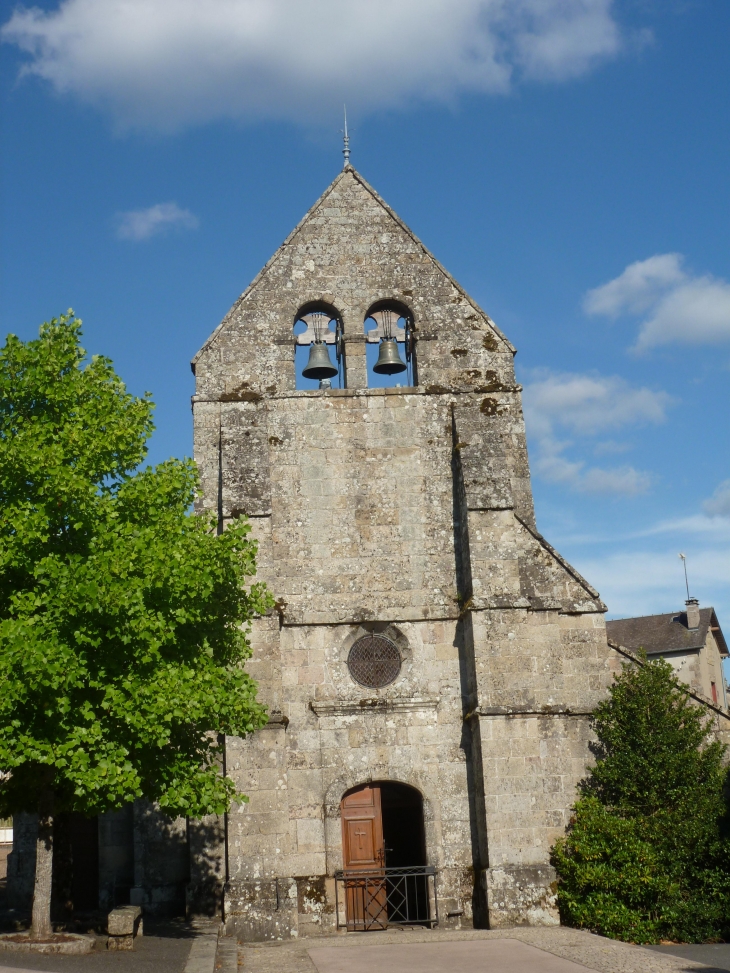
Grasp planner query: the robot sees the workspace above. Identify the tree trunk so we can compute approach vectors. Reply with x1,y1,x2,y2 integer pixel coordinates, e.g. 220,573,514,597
30,792,54,940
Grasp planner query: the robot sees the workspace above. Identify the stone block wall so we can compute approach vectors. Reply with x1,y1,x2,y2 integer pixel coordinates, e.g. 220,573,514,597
6,812,37,912
190,165,617,938
98,806,134,911
6,804,205,921
130,801,189,916
191,169,520,407
223,616,481,939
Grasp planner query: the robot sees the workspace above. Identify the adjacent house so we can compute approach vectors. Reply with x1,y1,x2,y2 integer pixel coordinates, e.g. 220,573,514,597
606,599,729,712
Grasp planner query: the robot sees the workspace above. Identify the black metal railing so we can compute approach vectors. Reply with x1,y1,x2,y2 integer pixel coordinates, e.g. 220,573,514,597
334,866,438,930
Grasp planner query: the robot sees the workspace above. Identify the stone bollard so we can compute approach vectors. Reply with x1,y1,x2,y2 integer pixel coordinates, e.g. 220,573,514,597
107,905,143,951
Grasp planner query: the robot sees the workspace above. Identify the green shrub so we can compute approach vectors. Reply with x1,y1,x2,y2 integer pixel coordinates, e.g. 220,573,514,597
551,656,730,943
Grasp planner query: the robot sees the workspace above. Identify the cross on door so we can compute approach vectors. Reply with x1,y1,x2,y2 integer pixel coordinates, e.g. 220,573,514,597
341,785,385,872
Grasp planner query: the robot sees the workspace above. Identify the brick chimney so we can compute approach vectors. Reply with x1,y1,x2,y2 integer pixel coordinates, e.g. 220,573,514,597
685,598,700,630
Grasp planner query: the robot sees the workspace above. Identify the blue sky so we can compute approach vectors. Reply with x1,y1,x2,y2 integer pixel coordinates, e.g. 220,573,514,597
2,0,729,647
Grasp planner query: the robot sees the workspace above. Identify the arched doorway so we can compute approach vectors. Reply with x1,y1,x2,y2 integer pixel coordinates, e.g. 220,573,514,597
339,782,433,930
380,782,426,870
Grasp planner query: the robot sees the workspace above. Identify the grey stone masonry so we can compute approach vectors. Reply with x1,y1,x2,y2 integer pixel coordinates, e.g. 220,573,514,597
107,904,143,950
191,166,620,939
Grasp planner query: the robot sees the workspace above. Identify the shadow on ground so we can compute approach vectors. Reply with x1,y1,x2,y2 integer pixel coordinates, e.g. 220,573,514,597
0,921,193,973
643,942,730,973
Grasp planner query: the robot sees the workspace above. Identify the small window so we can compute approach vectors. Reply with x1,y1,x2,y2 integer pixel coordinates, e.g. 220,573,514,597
364,301,416,389
711,681,718,705
347,634,401,689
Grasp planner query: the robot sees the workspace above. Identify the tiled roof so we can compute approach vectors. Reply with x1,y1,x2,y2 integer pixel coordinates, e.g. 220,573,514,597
606,607,728,657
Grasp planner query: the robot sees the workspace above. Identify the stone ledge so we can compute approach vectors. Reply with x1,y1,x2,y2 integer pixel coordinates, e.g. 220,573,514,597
310,697,439,717
190,387,527,403
466,706,593,719
0,932,95,955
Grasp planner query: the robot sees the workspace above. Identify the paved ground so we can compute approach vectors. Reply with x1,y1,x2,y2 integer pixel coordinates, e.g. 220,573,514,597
0,924,727,973
240,927,730,973
0,922,195,973
309,938,597,972
645,943,730,971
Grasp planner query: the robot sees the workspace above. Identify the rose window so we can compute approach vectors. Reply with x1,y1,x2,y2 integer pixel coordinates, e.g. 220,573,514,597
347,635,401,689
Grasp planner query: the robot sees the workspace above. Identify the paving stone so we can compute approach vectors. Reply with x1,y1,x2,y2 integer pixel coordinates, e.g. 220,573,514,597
239,928,722,973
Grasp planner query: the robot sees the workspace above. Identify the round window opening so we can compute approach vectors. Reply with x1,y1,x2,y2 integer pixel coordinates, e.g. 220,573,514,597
347,634,402,689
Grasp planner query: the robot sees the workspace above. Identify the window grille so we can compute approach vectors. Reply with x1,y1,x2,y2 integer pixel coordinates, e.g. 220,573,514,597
347,635,401,689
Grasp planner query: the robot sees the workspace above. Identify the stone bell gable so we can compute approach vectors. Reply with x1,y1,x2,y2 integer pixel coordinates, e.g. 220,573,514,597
192,167,535,529
191,166,617,939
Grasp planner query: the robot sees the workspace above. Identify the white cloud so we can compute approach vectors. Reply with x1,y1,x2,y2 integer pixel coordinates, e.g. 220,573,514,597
702,479,730,519
579,465,652,495
2,0,627,131
522,369,671,495
593,439,632,456
595,479,730,540
544,482,730,625
555,483,730,626
523,370,671,437
583,253,685,317
637,278,730,350
532,448,652,496
578,547,730,619
585,253,730,350
634,513,730,540
115,202,198,241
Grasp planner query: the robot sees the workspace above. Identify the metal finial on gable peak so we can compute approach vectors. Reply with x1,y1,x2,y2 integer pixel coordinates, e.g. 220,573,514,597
342,106,351,168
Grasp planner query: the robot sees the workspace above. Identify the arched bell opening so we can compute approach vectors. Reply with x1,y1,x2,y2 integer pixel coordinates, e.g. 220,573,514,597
363,300,416,389
339,781,431,930
293,302,345,390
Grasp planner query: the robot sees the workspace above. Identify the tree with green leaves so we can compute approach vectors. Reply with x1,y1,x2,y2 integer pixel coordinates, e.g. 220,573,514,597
0,313,271,940
552,656,730,944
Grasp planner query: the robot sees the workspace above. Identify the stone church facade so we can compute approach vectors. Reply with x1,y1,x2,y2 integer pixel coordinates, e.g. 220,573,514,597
189,166,618,939
9,165,730,936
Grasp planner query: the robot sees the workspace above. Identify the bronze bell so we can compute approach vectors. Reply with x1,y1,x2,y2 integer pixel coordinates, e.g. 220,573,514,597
373,338,406,375
302,341,338,380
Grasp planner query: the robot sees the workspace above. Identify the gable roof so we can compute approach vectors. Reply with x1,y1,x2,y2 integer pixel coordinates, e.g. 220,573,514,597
192,165,515,367
606,608,728,657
